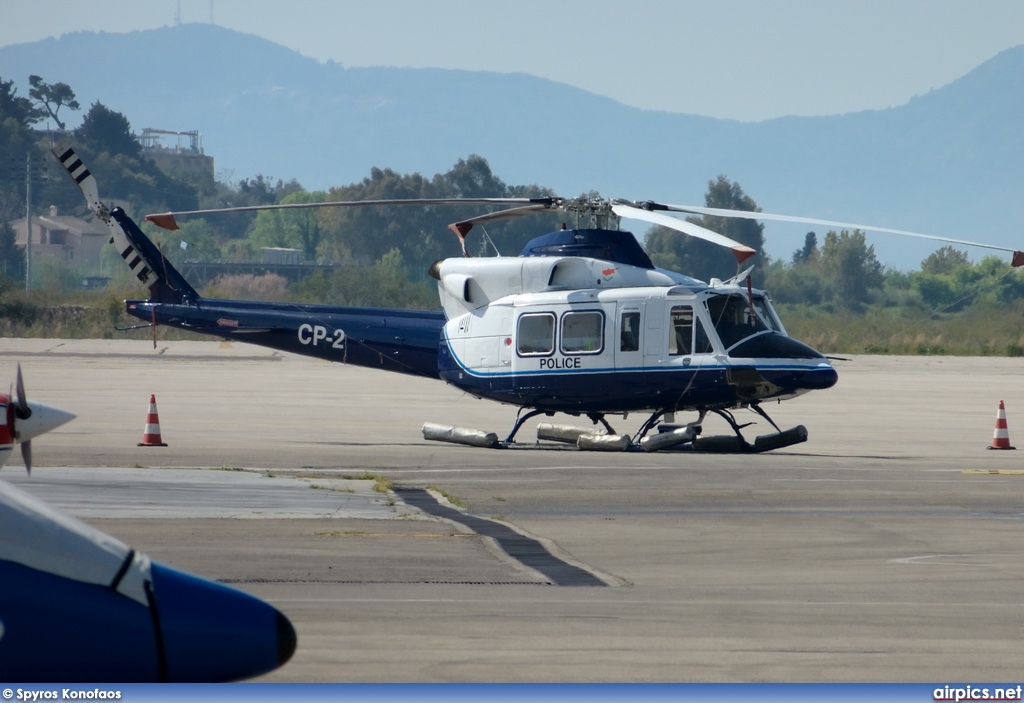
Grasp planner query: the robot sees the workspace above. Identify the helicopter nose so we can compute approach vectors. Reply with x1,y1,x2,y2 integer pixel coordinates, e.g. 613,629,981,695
797,363,838,390
14,401,76,442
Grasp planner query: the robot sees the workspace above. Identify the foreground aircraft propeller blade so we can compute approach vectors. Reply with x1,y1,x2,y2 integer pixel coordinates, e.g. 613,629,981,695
661,203,1024,267
612,202,757,265
14,363,29,419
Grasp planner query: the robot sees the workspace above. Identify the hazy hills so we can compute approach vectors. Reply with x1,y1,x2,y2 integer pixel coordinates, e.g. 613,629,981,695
2,23,1022,269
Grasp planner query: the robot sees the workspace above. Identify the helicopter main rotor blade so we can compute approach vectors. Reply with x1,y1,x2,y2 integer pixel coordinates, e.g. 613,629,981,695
661,203,1024,267
145,197,555,231
612,203,757,265
448,203,558,255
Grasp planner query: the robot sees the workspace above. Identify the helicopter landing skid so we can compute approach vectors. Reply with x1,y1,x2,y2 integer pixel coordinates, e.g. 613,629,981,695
634,405,808,453
501,408,555,446
678,407,807,453
424,404,807,453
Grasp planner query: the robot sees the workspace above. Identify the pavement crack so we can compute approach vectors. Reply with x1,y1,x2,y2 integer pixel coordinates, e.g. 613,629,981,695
393,487,607,587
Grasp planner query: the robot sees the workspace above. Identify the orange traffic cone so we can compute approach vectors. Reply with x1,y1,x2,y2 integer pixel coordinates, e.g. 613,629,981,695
138,394,168,447
987,400,1015,450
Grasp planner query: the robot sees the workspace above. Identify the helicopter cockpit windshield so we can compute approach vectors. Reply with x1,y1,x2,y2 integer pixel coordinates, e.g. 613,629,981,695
705,293,769,349
704,292,826,360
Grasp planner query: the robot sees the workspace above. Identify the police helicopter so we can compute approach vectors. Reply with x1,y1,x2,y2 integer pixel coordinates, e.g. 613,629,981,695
52,146,1024,453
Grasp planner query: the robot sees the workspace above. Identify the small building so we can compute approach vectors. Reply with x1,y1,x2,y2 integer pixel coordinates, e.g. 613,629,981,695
140,128,215,181
12,206,107,268
261,247,303,265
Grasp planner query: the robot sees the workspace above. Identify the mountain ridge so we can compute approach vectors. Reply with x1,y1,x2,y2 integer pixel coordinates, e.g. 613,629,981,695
2,24,1021,269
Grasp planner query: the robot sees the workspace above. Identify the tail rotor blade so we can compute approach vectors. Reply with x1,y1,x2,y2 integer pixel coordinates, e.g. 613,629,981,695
51,146,105,219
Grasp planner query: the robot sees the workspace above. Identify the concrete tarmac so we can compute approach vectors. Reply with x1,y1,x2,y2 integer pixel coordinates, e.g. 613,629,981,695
2,338,1024,682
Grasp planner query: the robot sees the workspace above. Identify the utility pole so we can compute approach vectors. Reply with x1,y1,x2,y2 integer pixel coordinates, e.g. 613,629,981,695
25,153,32,291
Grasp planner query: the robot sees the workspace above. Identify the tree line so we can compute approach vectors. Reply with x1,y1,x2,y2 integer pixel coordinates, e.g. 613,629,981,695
2,74,1023,354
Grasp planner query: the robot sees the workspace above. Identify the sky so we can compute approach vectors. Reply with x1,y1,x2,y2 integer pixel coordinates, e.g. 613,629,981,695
3,0,1024,121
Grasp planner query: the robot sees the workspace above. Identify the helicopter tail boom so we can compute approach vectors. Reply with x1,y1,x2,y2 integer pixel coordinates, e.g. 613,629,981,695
54,146,446,376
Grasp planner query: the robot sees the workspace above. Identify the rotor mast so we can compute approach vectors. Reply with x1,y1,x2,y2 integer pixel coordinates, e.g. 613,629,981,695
561,198,620,231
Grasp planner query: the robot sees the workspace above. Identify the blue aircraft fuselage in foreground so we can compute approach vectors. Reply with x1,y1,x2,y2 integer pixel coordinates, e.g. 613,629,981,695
0,478,296,681
0,366,296,682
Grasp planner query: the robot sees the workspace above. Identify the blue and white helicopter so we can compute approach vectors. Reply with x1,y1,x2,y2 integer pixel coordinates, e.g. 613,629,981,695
53,146,1024,453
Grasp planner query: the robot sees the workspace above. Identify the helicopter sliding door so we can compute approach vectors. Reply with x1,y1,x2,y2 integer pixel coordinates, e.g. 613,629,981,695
641,297,725,411
611,303,650,409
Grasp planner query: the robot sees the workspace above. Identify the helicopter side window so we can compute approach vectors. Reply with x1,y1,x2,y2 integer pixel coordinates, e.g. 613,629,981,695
669,306,693,355
669,306,713,355
561,311,604,355
620,311,640,352
517,313,555,356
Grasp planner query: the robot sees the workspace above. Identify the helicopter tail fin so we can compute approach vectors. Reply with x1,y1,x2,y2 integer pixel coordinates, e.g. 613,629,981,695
108,206,200,304
52,145,200,305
